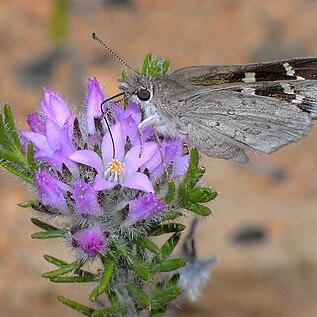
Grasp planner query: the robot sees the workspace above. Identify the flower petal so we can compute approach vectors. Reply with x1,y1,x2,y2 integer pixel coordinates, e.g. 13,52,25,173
123,172,154,193
69,150,103,174
101,122,125,162
74,226,107,257
20,130,52,155
85,78,105,134
93,174,116,191
124,142,159,176
72,179,100,216
41,89,73,127
35,170,69,212
27,113,46,134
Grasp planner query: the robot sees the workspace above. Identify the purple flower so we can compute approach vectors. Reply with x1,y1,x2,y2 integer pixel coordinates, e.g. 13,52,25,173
35,170,70,212
124,192,165,226
21,89,78,174
145,138,189,181
75,226,107,257
85,78,105,135
72,179,100,216
69,122,159,193
27,113,46,134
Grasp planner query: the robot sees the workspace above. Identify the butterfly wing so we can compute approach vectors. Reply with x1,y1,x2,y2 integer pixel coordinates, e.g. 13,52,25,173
170,57,317,85
153,76,317,162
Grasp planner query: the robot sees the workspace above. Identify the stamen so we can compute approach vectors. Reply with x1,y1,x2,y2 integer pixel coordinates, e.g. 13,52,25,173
104,159,125,183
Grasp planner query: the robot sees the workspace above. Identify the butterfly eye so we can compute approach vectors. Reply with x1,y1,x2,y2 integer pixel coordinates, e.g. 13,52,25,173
137,88,151,101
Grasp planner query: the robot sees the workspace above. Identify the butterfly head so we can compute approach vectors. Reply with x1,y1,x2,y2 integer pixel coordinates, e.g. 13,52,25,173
119,74,155,105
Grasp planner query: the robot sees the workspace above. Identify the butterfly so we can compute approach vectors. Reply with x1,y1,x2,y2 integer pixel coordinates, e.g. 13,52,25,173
94,34,317,163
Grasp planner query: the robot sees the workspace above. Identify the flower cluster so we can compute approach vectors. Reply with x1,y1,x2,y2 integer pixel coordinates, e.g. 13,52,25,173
20,78,189,259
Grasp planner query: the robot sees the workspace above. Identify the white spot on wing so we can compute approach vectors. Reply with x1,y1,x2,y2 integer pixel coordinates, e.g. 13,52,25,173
242,72,256,83
292,94,305,104
281,83,294,94
283,62,295,77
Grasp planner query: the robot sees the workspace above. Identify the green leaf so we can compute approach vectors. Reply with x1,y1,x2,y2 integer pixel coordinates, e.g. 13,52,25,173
181,148,205,189
141,53,152,75
128,283,151,307
17,201,33,208
92,304,125,317
150,310,165,317
151,258,186,273
151,282,182,310
121,69,128,80
27,142,36,172
58,296,95,316
183,201,212,216
161,210,183,221
42,261,83,278
31,229,64,239
0,160,34,183
44,255,96,278
160,233,181,260
90,257,115,301
161,60,170,74
3,104,24,154
128,255,153,281
50,275,98,283
147,223,186,236
31,217,59,231
0,149,26,166
44,254,67,266
188,187,217,203
0,113,13,151
163,180,176,203
133,237,161,254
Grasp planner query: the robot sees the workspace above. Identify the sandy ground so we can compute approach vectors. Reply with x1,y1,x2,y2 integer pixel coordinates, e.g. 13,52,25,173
0,1,317,316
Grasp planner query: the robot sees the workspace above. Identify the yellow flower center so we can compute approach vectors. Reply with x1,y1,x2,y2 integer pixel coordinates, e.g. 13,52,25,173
109,159,124,175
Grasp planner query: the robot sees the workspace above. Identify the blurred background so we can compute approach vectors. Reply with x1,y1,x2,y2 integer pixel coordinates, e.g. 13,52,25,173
1,1,317,316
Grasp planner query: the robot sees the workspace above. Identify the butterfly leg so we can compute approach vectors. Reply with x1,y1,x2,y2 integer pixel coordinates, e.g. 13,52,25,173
153,128,170,180
137,114,158,158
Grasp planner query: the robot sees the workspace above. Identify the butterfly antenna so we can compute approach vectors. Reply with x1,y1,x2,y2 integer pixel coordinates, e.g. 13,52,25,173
92,33,137,74
99,92,125,159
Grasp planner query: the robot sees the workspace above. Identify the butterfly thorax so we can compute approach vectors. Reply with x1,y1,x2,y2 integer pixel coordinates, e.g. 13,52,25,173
119,74,183,137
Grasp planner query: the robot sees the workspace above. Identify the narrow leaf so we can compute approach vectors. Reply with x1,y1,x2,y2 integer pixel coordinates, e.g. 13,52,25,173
163,180,176,203
44,254,96,278
3,104,24,154
128,283,151,307
17,201,33,208
141,53,152,75
0,149,26,166
92,304,125,317
128,255,153,281
58,296,95,316
183,201,212,216
44,254,67,266
50,276,98,283
147,223,186,236
161,60,170,74
151,286,181,309
0,160,33,183
90,257,115,301
134,238,161,254
31,229,64,239
0,113,13,150
160,233,181,260
42,261,83,278
151,258,186,273
188,186,217,203
31,217,59,231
